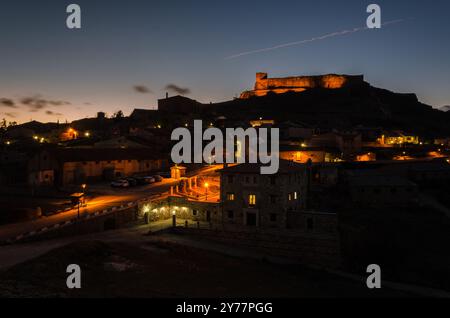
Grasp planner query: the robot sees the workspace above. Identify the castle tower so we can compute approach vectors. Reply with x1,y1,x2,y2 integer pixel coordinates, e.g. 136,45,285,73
255,72,268,90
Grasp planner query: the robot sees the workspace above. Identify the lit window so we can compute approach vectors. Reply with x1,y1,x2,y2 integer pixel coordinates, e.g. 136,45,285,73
288,194,292,201
226,193,235,201
294,192,298,200
248,194,256,206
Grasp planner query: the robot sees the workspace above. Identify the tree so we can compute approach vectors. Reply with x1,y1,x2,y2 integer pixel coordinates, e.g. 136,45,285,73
113,110,124,118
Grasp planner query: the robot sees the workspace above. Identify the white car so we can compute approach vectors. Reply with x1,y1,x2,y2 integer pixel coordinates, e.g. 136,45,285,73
143,176,156,184
111,179,130,188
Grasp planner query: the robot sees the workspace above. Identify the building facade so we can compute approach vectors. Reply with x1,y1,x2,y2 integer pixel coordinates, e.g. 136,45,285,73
28,148,168,186
219,161,308,228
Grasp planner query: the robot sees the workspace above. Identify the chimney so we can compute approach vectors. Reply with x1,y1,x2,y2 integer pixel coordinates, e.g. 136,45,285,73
166,92,169,99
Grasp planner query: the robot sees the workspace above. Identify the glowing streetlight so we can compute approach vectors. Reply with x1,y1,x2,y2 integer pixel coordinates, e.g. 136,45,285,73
84,132,90,137
81,184,87,206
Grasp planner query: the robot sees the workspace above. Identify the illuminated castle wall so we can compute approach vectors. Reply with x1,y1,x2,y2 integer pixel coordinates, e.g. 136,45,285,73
240,72,365,98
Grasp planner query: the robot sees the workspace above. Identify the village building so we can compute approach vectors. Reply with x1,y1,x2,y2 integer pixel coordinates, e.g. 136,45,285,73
28,148,168,187
219,160,308,228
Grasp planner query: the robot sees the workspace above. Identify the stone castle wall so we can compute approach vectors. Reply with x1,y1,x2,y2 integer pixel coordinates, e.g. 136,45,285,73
240,72,365,98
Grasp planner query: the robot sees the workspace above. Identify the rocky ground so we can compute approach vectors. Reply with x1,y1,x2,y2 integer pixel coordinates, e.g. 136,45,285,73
0,239,415,298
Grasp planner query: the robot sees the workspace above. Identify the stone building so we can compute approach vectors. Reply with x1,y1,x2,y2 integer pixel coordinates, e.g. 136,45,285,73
219,160,308,228
28,148,168,186
348,174,418,207
240,72,365,98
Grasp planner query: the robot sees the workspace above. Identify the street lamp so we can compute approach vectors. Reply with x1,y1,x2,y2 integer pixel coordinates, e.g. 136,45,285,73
81,184,87,206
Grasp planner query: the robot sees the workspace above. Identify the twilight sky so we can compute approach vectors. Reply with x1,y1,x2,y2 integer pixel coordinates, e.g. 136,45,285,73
1,0,450,123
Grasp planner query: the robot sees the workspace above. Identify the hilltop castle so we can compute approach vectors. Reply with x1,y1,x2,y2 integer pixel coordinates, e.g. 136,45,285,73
240,72,365,99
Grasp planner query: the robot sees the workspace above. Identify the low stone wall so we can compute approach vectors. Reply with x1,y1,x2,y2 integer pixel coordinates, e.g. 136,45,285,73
6,206,138,244
172,226,341,269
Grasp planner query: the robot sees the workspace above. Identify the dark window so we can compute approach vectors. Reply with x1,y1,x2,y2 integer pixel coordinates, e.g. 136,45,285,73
270,213,277,222
270,176,276,185
43,155,47,161
307,218,314,230
245,176,250,183
227,210,234,219
146,163,150,168
391,188,397,194
118,160,122,163
227,175,234,184
95,161,100,164
246,212,257,226
253,176,258,184
374,188,381,194
192,210,198,216
270,195,277,204
83,161,87,165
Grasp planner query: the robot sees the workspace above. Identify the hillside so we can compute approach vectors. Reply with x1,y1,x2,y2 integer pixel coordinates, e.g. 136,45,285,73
209,83,450,138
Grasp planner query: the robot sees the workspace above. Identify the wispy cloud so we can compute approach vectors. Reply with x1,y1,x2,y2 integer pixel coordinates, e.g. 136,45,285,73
225,19,407,60
0,98,17,108
4,112,17,118
20,95,71,112
45,110,63,116
133,85,152,94
165,84,191,95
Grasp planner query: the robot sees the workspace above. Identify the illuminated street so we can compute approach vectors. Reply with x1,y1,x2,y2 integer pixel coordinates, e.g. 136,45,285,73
0,165,221,242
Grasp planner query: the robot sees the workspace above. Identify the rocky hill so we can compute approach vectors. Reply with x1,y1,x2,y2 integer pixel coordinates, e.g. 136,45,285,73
209,82,450,138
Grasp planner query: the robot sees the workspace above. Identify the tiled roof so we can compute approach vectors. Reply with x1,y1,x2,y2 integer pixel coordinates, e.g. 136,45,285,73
218,159,305,174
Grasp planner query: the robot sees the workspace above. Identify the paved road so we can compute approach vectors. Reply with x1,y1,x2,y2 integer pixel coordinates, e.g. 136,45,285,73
0,179,177,241
0,165,222,242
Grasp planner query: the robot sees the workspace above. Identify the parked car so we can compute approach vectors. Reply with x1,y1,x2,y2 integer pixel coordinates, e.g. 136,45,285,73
134,177,147,185
157,171,170,178
111,179,130,188
143,176,156,184
153,175,163,182
125,177,138,187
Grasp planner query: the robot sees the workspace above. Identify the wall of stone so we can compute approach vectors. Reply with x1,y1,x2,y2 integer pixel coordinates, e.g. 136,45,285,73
241,73,365,98
172,226,341,269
